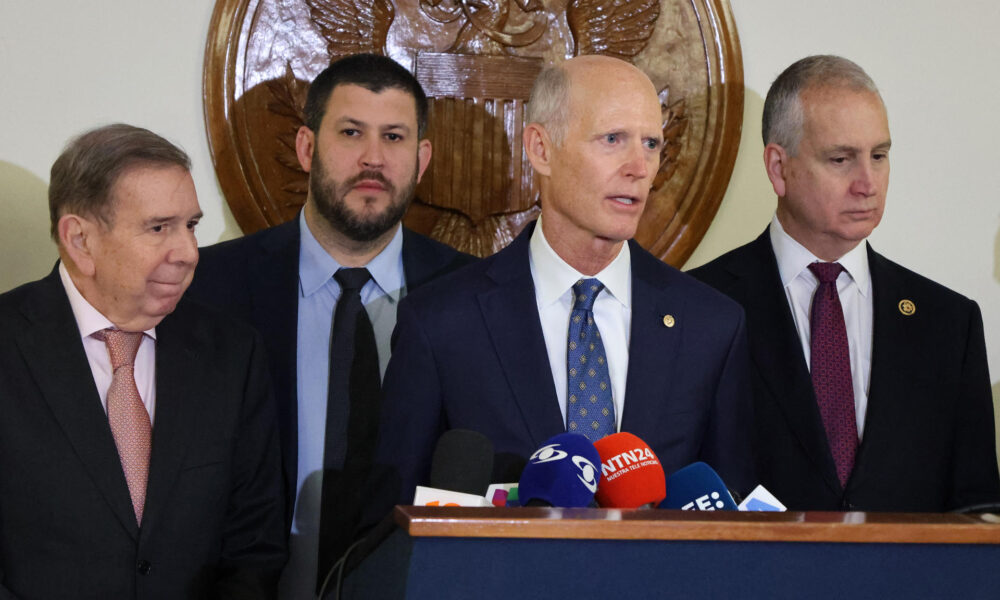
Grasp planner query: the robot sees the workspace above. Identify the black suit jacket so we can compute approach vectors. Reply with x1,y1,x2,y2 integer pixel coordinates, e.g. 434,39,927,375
0,268,286,599
690,229,1000,511
186,219,475,523
370,221,755,515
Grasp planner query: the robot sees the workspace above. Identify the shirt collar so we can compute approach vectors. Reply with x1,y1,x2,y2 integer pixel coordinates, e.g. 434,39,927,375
58,261,156,339
297,211,405,299
769,214,871,297
529,215,632,308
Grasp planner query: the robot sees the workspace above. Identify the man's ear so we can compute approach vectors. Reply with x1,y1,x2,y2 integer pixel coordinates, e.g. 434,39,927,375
763,143,789,198
416,139,432,184
523,123,553,177
58,214,96,277
295,126,315,173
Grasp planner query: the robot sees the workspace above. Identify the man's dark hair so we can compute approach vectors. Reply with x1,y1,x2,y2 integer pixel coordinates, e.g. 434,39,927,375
49,123,191,240
302,53,429,137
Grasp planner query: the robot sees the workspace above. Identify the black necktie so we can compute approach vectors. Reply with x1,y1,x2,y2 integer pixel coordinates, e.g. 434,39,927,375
317,267,382,591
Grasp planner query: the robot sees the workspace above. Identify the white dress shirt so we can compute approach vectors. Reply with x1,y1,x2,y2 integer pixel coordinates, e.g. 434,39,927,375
58,262,157,423
769,215,873,437
528,217,632,431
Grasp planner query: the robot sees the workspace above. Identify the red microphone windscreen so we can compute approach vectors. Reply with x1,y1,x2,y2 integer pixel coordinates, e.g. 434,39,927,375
593,432,666,508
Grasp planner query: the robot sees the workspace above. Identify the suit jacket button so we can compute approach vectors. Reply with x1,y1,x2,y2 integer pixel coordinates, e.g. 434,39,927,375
137,560,152,575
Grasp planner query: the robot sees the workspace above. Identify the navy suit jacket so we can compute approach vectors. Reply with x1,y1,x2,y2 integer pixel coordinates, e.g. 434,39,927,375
690,229,1000,511
0,268,286,599
371,221,755,512
187,219,475,522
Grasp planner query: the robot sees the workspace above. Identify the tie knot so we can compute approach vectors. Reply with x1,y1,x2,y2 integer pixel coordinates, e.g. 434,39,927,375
808,262,844,284
334,267,372,292
572,278,605,311
97,328,144,369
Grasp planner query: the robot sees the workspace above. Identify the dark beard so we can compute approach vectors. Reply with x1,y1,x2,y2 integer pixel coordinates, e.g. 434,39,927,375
310,157,416,243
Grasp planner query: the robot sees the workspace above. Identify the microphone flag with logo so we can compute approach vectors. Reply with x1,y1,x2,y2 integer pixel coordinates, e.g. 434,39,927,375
593,432,666,508
517,433,601,507
659,462,738,511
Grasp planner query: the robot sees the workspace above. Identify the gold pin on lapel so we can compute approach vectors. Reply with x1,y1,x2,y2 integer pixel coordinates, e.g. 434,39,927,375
662,314,675,328
898,299,916,316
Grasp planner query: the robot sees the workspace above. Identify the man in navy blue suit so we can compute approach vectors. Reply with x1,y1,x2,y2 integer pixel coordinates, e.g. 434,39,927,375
371,55,755,512
188,55,473,596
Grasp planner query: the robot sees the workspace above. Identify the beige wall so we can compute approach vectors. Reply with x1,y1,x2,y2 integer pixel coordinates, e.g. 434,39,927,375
2,2,998,451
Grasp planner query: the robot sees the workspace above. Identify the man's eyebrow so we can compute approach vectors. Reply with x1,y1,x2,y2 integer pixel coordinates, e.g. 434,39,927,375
143,211,203,225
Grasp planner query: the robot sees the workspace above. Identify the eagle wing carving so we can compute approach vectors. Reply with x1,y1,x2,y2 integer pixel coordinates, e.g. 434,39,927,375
305,0,396,57
566,0,660,59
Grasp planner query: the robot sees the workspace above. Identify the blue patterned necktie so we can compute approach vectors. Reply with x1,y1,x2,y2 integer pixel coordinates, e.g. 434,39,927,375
566,278,616,440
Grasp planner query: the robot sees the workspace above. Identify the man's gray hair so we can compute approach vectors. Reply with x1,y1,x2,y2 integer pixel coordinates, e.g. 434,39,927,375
526,64,571,146
49,123,191,240
762,55,881,155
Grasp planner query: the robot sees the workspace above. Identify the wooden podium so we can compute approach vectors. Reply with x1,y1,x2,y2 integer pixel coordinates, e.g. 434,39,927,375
340,506,1000,599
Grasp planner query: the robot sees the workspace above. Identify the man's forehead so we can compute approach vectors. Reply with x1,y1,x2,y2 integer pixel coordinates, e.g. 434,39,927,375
325,84,418,126
108,165,198,220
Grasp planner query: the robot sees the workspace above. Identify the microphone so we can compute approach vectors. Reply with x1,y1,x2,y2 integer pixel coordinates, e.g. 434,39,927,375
592,432,666,508
430,429,494,495
659,462,738,511
412,429,495,507
517,433,601,507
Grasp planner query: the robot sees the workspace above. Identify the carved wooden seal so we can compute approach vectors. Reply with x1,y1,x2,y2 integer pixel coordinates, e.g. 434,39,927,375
204,0,743,265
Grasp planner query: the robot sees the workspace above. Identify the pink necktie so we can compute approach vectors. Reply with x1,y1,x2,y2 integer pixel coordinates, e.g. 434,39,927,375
808,262,858,488
97,328,151,524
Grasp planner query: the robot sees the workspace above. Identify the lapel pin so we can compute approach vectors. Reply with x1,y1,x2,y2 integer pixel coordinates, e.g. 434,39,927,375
898,299,916,316
662,314,675,328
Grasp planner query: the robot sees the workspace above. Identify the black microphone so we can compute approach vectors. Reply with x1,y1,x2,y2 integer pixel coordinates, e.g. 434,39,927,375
429,429,494,495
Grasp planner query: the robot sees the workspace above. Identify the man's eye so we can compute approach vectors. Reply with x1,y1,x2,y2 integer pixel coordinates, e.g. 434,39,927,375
644,138,661,151
385,133,402,141
342,129,360,137
187,220,199,230
873,153,888,161
151,225,164,233
830,157,847,164
605,133,618,144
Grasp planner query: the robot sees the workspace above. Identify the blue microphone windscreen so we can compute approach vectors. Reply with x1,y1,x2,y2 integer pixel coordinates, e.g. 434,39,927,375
660,462,738,510
518,433,601,508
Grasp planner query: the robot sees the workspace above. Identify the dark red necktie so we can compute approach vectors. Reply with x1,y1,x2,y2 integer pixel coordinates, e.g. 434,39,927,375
808,262,858,488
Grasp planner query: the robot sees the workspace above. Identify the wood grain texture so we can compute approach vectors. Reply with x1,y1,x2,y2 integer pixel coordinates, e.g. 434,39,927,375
395,506,1000,544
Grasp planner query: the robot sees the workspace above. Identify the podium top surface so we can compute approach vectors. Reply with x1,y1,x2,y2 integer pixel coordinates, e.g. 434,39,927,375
394,506,1000,545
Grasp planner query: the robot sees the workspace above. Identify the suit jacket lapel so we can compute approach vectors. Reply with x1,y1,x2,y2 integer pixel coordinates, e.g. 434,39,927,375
477,224,564,448
249,220,301,504
16,269,139,538
736,232,842,494
141,303,202,537
401,227,460,291
854,245,908,479
620,242,682,434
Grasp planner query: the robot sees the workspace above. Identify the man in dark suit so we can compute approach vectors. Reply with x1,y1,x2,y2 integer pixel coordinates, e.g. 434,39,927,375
187,54,473,596
690,55,1000,511
0,124,285,598
370,55,755,513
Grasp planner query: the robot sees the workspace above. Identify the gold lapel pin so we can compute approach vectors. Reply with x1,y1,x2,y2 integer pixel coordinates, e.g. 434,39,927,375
662,314,676,328
898,299,916,316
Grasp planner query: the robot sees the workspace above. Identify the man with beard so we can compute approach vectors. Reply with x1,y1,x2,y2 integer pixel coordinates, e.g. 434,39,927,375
188,54,474,598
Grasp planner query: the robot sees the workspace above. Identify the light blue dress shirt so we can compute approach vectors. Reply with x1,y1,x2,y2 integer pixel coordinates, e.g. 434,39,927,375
279,212,405,599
